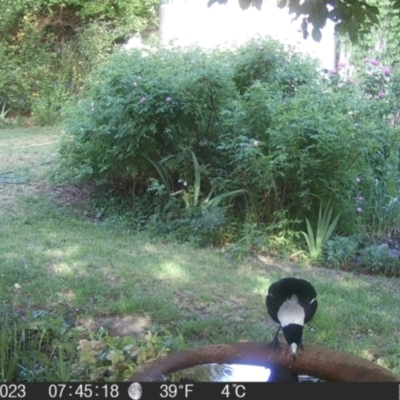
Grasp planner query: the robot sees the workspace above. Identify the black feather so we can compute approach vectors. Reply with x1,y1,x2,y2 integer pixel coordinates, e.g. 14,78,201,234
266,277,318,352
266,277,317,324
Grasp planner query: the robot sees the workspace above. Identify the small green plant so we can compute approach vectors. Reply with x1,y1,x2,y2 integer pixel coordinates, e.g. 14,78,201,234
182,151,246,210
359,245,400,275
75,328,187,381
0,102,9,127
364,178,400,236
301,204,340,260
323,236,358,268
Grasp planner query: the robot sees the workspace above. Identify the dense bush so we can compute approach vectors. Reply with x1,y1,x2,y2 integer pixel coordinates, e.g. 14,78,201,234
59,37,400,254
0,0,160,124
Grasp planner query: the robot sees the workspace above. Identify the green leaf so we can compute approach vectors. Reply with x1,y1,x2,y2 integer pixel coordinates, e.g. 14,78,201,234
311,26,322,42
393,0,400,9
365,9,379,25
239,0,251,10
347,16,359,43
253,0,263,10
204,189,246,208
277,0,287,9
190,151,201,208
288,0,300,14
142,155,172,194
365,5,379,15
334,22,347,36
301,17,309,39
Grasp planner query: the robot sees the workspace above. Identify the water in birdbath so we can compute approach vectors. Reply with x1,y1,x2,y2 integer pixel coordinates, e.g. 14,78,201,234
167,363,320,382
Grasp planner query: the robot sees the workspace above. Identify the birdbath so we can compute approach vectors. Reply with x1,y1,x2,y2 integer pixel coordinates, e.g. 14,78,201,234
128,342,399,382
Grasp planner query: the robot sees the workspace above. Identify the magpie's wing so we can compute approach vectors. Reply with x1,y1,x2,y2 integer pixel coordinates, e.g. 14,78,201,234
304,298,318,324
266,294,280,324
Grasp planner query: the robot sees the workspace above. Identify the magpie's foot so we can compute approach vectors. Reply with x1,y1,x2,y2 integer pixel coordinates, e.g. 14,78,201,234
270,336,281,350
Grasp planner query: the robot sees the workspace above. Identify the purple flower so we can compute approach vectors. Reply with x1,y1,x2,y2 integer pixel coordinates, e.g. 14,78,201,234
357,207,363,213
166,96,172,102
348,80,355,85
370,59,379,66
382,67,391,75
329,69,337,74
140,97,146,103
338,62,346,68
364,58,370,63
356,177,361,183
378,92,385,98
358,196,364,201
252,140,260,147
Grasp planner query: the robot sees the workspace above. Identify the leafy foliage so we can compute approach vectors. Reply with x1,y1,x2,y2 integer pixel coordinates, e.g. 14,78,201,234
208,0,390,43
323,236,359,268
59,37,400,256
0,0,160,122
341,0,400,69
0,308,187,382
359,245,400,274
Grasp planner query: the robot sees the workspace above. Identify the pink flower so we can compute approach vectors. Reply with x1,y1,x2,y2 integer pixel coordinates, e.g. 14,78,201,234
370,59,379,66
357,207,363,213
382,67,391,75
338,62,346,68
140,97,146,103
378,92,385,98
166,96,172,102
364,58,370,63
329,69,337,74
356,177,361,183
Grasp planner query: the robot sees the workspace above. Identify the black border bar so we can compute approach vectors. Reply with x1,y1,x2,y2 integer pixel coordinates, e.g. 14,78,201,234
0,382,398,400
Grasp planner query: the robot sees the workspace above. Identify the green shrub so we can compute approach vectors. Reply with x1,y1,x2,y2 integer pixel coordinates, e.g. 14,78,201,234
61,45,235,183
58,37,400,248
359,245,400,275
233,37,318,95
220,75,398,234
323,236,359,268
0,0,160,122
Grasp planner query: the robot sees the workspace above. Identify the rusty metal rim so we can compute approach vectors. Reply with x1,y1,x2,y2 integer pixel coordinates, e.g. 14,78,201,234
128,342,399,382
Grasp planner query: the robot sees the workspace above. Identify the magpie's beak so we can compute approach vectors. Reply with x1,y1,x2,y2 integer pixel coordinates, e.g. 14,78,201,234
290,343,298,361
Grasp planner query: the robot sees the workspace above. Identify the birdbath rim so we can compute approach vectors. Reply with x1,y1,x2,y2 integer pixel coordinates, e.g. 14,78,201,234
128,342,399,382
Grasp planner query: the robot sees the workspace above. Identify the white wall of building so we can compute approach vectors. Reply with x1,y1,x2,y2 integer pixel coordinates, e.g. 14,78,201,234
159,0,336,70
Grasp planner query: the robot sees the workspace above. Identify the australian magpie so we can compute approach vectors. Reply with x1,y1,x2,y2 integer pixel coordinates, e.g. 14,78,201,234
266,277,317,360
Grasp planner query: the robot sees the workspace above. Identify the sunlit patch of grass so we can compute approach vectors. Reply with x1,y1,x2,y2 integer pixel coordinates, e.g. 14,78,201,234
157,262,190,282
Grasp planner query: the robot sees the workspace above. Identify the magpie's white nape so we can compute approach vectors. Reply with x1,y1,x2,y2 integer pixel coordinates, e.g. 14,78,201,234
266,277,318,360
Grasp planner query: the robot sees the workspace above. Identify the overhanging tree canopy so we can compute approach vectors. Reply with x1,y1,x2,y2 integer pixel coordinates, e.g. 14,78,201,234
208,0,400,43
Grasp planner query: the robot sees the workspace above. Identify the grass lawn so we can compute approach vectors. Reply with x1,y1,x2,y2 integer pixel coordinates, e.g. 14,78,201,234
0,126,399,378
